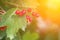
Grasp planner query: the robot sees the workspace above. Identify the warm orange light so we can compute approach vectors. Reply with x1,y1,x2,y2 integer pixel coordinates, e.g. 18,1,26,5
36,0,60,24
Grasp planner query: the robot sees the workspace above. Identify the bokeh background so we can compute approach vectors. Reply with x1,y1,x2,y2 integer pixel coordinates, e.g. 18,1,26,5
0,0,60,40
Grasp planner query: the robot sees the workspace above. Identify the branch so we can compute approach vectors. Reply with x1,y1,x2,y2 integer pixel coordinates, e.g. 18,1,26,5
5,2,26,8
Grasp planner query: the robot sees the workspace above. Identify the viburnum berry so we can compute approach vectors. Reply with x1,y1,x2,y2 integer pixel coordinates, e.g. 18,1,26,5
21,9,26,14
28,17,32,22
26,15,30,19
19,12,23,16
19,9,26,16
15,10,20,15
26,15,32,22
27,8,32,12
0,26,7,31
32,12,40,17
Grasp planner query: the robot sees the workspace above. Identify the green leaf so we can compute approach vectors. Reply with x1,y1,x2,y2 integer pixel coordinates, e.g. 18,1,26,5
0,30,6,40
0,8,17,27
2,8,27,40
12,31,21,40
6,15,27,39
22,31,39,40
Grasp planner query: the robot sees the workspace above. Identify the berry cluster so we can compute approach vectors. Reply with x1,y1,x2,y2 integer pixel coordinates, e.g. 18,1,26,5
15,9,26,16
15,8,40,22
0,8,40,31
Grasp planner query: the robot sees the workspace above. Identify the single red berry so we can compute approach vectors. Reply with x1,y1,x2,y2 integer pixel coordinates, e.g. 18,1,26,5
36,13,40,17
27,8,32,12
32,12,36,16
0,26,7,31
26,15,30,19
21,9,26,14
26,15,32,22
15,10,20,15
32,12,39,17
19,12,23,16
28,17,32,22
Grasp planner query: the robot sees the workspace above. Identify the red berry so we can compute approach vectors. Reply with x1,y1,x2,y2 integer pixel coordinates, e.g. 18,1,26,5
15,10,20,15
26,15,32,22
0,26,7,31
21,9,26,14
26,15,30,19
32,12,39,17
36,13,40,17
19,12,23,16
27,8,32,12
32,12,36,16
28,17,32,22
19,10,26,16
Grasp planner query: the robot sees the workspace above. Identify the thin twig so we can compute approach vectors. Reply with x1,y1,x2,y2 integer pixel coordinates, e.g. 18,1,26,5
5,2,26,8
